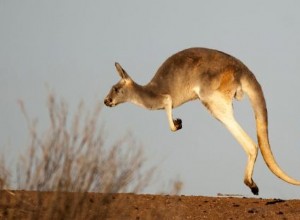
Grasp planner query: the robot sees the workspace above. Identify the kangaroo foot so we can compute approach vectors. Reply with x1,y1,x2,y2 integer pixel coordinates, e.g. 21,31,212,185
244,179,259,195
173,118,182,131
250,185,259,195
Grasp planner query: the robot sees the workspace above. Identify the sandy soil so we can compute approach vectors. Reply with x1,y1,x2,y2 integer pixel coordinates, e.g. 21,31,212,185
1,190,300,219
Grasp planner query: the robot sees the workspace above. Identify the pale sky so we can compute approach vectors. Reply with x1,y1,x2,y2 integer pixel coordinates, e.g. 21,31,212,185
1,0,300,199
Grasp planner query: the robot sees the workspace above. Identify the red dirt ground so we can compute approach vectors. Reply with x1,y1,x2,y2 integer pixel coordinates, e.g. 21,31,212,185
1,190,300,219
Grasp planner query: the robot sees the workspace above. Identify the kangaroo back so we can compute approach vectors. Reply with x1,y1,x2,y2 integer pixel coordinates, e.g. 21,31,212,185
241,72,300,185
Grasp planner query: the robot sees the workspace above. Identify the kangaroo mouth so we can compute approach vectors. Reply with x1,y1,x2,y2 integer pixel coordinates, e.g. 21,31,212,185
104,98,115,107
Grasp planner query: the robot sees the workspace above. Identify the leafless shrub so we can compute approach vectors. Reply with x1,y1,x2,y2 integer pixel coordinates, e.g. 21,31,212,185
16,93,153,194
0,93,156,219
0,93,182,219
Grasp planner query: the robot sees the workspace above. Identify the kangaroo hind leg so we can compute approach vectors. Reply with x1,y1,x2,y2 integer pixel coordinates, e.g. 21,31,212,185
204,93,259,195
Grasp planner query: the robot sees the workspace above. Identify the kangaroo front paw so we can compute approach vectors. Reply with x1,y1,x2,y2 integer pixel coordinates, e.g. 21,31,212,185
173,118,182,131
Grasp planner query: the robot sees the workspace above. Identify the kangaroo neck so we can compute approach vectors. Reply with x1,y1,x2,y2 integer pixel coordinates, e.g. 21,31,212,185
129,82,163,110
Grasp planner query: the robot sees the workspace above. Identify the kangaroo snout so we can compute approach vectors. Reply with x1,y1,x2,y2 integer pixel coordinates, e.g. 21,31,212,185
104,97,113,107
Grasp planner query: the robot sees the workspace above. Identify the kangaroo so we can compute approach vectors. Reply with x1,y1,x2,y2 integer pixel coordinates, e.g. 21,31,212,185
104,47,300,195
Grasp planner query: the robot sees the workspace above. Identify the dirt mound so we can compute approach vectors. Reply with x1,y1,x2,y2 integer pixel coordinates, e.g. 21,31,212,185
1,190,300,219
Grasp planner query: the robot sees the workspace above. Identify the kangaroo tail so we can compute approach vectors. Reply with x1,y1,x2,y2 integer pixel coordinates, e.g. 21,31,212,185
241,71,300,185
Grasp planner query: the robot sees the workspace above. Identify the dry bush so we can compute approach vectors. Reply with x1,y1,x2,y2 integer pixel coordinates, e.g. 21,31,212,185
1,93,158,219
17,93,154,193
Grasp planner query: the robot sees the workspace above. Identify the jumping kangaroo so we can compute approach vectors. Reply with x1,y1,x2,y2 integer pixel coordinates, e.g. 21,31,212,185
104,47,300,195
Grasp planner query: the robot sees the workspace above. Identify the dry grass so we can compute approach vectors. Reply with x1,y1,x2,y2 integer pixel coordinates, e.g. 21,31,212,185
0,156,10,189
0,93,165,219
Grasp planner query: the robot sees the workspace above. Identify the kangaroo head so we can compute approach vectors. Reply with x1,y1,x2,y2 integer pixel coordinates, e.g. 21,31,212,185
104,63,133,107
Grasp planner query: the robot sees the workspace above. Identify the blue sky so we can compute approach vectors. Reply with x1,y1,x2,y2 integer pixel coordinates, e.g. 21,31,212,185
1,0,300,198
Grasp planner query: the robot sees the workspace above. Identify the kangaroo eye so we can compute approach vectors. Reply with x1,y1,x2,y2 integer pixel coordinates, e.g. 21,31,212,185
113,87,119,92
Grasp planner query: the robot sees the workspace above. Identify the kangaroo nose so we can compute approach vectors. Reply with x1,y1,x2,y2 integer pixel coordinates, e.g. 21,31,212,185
104,98,112,106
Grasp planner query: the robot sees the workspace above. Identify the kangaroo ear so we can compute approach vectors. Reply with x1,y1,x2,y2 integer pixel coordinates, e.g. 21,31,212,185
115,62,131,80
